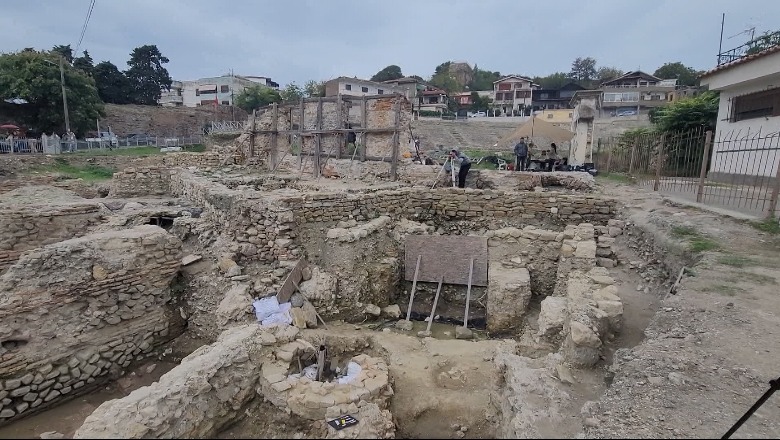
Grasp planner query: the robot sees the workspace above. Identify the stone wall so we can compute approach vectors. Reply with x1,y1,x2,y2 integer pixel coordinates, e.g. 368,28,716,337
0,226,183,423
0,198,102,273
108,167,172,198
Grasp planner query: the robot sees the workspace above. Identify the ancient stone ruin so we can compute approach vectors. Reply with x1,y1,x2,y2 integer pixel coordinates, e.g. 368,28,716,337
0,98,677,440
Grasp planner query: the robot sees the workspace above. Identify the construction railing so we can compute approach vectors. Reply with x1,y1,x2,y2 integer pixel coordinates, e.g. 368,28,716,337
594,127,780,219
0,135,204,155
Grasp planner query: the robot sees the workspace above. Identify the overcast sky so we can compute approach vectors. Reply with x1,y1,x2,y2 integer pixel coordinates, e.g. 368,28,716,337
1,0,778,86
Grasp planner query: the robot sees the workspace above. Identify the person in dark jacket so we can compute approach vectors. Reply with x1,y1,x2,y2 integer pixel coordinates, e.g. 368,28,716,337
514,137,528,171
450,149,471,188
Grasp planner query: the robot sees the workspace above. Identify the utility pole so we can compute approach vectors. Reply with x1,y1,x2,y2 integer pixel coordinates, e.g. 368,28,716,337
231,68,235,121
58,57,71,133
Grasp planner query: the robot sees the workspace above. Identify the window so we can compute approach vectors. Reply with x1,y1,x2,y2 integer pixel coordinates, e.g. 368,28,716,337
345,84,352,91
731,88,780,122
222,101,230,105
378,89,384,95
199,89,216,95
540,93,549,99
361,86,369,93
603,92,639,102
220,85,229,93
196,90,200,96
515,90,530,98
498,83,512,91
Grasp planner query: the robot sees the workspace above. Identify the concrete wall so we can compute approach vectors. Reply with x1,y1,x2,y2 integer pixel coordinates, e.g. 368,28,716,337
0,226,183,423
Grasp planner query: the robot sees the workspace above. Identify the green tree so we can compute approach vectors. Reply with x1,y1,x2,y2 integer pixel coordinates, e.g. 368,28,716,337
649,91,718,132
280,83,304,102
234,85,282,112
72,50,94,76
370,65,403,82
93,61,133,104
469,92,491,112
51,44,74,64
0,50,104,135
568,57,597,81
532,72,569,89
303,80,326,98
596,66,623,83
653,62,700,87
467,65,501,91
125,44,172,105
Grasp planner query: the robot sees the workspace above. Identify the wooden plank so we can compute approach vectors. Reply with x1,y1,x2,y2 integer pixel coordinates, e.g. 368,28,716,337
248,109,257,157
426,276,445,333
276,258,309,303
404,235,488,286
315,98,323,178
464,257,474,328
360,95,368,162
335,95,343,159
270,102,278,169
406,254,422,321
298,98,305,170
390,95,401,181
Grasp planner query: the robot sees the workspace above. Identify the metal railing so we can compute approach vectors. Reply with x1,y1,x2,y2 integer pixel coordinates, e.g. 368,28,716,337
594,127,780,219
717,31,780,65
0,134,204,155
210,121,246,134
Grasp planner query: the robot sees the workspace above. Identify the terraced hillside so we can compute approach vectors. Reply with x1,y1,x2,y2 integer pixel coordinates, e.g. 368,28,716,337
410,119,519,152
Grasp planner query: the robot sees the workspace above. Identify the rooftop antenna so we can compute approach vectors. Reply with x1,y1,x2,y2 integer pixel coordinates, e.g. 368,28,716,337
718,13,726,64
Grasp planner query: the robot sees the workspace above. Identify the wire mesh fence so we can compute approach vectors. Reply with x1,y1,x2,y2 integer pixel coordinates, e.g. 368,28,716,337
594,127,780,219
0,135,205,155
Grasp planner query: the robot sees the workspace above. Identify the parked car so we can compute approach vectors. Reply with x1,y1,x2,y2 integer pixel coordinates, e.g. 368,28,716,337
616,110,637,117
469,111,487,118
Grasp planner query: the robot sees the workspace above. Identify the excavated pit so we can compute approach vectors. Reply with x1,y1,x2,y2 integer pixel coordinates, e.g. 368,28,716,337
0,163,677,439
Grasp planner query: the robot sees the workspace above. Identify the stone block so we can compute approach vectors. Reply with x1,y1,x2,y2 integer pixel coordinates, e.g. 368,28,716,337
538,297,568,337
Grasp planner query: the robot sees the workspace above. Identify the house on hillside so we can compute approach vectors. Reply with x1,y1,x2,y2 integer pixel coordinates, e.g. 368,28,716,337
492,75,537,116
382,77,449,114
159,74,279,108
532,82,585,110
323,77,403,98
699,43,780,184
600,71,676,116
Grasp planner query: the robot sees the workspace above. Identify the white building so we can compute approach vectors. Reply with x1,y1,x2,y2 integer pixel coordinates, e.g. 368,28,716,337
492,75,537,116
158,74,279,108
323,76,403,98
699,45,780,183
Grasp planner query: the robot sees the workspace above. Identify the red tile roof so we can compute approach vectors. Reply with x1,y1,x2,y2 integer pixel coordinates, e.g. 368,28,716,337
700,45,780,78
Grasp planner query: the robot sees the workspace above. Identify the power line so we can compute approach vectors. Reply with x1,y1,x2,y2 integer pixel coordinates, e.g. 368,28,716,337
74,0,96,54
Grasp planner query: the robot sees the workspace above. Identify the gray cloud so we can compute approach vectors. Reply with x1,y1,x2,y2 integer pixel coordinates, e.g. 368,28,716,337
1,0,777,85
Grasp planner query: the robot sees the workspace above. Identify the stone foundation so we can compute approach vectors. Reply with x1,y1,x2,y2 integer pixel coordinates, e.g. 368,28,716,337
0,226,183,423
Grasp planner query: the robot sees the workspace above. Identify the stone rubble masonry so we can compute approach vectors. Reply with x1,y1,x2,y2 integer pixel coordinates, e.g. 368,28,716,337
0,226,183,424
74,324,278,439
108,167,172,198
487,265,531,334
0,200,102,274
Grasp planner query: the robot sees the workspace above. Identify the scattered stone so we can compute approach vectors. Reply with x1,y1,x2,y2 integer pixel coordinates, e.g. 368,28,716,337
301,266,313,281
395,320,413,331
455,326,473,339
290,307,308,329
569,321,601,348
181,255,202,266
40,431,66,439
145,364,157,374
226,265,242,277
380,304,401,319
290,293,304,308
417,330,432,338
556,364,576,384
584,417,600,428
364,304,381,317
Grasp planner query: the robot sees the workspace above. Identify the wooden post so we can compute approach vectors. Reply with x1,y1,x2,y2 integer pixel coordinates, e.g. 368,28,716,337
406,255,422,322
360,95,368,162
767,154,780,219
605,147,613,174
628,141,638,175
696,130,713,203
270,103,278,170
335,95,343,159
463,258,474,329
390,95,401,181
315,98,323,177
653,134,665,191
298,98,305,170
426,276,445,334
248,109,257,158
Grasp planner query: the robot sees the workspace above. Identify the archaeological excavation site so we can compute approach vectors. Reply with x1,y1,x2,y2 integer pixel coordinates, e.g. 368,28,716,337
1,95,777,439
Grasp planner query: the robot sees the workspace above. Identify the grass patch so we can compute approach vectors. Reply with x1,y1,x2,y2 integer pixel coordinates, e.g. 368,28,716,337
717,255,754,268
750,218,780,235
73,144,206,156
703,283,744,296
597,173,635,184
35,158,115,181
670,225,719,252
732,272,779,285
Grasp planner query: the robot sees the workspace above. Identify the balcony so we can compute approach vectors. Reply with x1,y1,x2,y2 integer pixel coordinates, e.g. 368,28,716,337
717,30,780,65
158,95,183,105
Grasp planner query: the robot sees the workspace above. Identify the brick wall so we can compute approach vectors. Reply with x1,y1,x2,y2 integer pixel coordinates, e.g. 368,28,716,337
0,226,183,424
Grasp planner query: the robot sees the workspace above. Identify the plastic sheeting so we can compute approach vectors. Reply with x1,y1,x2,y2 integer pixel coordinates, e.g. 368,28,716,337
253,296,293,327
337,361,362,384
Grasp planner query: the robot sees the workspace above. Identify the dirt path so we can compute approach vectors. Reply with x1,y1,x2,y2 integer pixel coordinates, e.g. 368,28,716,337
582,180,780,438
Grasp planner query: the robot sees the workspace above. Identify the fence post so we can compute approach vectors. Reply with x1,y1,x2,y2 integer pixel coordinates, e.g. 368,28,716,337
628,141,637,175
767,154,780,219
249,109,257,158
696,130,713,203
605,148,613,174
653,134,665,191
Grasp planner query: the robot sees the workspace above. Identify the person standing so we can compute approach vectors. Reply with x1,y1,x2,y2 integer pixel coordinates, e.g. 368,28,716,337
514,137,528,171
450,149,471,188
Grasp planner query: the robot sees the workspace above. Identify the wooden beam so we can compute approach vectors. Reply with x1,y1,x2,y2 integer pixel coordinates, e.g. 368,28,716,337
248,109,257,158
406,255,422,322
335,95,343,159
315,97,323,178
270,102,278,170
360,95,368,162
390,94,401,181
298,97,305,171
426,276,445,334
250,127,397,135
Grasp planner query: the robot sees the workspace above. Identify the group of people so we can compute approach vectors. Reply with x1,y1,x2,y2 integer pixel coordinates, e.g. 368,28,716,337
446,136,566,189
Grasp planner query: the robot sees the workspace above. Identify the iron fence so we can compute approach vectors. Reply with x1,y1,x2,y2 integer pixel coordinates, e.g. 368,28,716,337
595,127,780,219
0,135,204,155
